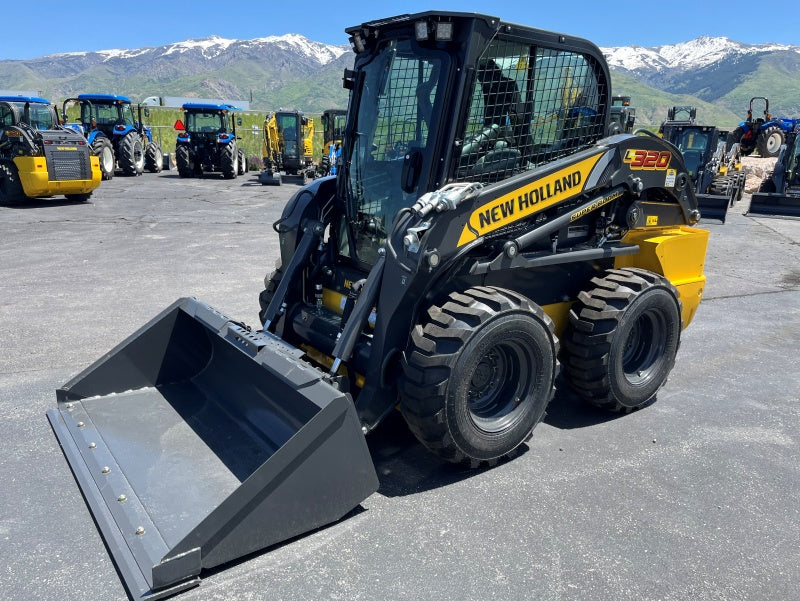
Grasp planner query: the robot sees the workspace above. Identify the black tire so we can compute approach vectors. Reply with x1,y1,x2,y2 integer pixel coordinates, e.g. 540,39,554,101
258,261,284,326
118,132,144,176
0,162,26,205
144,142,163,173
65,193,92,202
221,143,237,179
91,137,115,180
757,126,784,158
561,268,682,412
400,286,558,467
730,126,756,156
176,145,193,178
237,149,246,175
757,173,776,194
726,126,744,153
708,176,734,202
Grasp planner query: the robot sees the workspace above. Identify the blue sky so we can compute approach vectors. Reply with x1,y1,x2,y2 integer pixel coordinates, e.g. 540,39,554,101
1,0,796,60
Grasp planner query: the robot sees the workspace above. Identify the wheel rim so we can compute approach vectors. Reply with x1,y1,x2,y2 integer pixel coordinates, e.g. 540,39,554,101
766,132,781,154
467,341,531,432
622,310,667,386
100,147,114,173
134,141,144,169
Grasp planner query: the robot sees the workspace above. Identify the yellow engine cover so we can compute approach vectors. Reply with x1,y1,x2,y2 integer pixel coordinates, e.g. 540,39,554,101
14,155,101,198
615,226,709,329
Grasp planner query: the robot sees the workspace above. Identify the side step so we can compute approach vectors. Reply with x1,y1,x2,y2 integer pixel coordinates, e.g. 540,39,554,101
47,297,379,600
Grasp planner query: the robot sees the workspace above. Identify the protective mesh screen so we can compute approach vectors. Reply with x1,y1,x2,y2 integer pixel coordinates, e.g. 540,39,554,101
454,41,607,185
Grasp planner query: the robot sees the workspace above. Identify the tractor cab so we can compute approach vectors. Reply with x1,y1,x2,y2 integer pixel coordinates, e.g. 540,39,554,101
180,104,234,136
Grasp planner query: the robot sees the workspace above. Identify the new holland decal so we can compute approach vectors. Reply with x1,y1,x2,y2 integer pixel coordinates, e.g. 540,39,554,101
457,153,604,246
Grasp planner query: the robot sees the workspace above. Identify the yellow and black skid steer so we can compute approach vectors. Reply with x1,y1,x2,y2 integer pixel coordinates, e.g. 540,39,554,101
748,125,800,217
0,95,101,204
48,12,709,600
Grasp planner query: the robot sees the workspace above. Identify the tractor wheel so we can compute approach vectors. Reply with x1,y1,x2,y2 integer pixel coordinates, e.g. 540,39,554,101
118,132,144,176
0,162,26,205
757,126,784,158
728,126,754,156
91,137,115,180
221,143,237,179
400,286,558,467
561,268,682,412
237,149,246,175
258,260,285,327
144,142,163,173
757,173,776,194
176,145,193,178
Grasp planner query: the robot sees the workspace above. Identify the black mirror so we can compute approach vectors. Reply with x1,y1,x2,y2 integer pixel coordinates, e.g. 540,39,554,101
237,117,243,126
144,107,150,118
342,68,356,90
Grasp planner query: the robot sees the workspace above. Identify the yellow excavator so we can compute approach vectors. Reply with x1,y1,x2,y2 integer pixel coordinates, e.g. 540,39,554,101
259,109,315,185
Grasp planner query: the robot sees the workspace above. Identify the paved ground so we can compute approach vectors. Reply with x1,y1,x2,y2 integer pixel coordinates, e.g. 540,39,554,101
1,168,798,601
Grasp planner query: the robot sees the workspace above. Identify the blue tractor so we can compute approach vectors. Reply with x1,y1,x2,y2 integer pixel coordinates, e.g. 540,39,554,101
174,103,245,178
727,97,800,158
62,94,163,179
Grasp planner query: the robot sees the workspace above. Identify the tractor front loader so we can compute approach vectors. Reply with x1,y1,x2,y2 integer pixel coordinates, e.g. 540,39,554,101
748,125,800,217
47,12,709,601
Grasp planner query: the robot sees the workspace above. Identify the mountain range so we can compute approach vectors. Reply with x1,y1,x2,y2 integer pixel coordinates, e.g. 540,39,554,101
1,34,798,126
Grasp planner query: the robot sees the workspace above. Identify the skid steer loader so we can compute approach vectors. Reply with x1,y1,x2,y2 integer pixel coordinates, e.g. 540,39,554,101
748,125,800,217
660,119,745,222
1,95,101,204
47,12,709,600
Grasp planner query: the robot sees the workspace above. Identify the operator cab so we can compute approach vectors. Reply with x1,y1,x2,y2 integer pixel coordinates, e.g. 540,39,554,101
337,12,610,268
0,96,57,130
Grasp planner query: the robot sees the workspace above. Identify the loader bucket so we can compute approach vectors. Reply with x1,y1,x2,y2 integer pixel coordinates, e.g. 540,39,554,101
696,192,730,223
258,170,281,185
747,192,800,217
47,297,379,601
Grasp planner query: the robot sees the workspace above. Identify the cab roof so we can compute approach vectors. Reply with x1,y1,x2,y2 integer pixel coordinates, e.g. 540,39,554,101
0,95,51,104
78,93,133,104
182,103,238,112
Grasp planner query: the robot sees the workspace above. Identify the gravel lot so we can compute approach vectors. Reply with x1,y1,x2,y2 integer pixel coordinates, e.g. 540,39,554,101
1,165,798,601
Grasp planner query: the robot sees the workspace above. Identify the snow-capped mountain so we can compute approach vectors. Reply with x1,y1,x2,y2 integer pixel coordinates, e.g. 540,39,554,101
1,34,798,120
602,36,799,73
0,34,354,113
599,36,800,119
47,34,348,65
